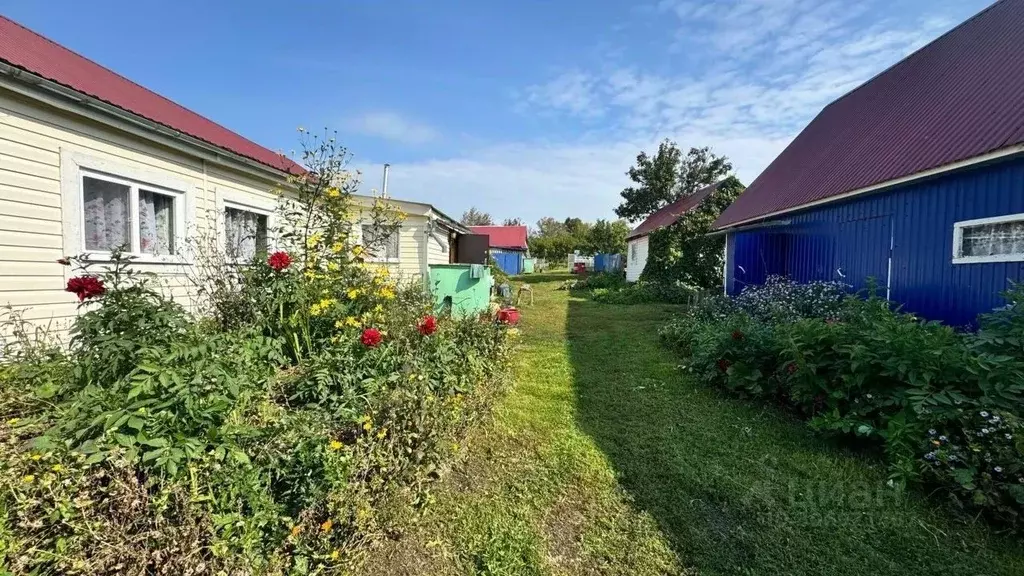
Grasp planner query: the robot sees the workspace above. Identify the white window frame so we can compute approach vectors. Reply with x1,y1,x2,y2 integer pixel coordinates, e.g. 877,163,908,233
361,222,400,263
216,191,279,264
952,212,1024,264
60,148,193,264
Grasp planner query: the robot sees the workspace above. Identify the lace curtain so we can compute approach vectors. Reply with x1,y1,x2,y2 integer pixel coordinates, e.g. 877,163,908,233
83,176,130,252
226,208,267,261
962,220,1024,257
139,190,174,255
362,224,399,260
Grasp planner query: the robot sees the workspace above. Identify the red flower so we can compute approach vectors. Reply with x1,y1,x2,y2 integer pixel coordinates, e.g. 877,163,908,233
360,327,383,347
417,315,438,336
268,251,292,271
65,276,105,302
731,330,744,341
717,358,731,372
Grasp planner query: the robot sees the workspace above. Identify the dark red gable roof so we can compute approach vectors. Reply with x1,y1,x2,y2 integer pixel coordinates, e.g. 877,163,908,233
626,182,719,240
0,15,303,174
469,225,528,250
715,0,1024,229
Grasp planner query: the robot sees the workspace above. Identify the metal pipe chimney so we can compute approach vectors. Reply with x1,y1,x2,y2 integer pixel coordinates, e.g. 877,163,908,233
381,163,390,198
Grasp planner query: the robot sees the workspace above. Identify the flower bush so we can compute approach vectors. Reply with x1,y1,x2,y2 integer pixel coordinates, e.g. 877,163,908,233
0,131,515,574
660,278,1024,530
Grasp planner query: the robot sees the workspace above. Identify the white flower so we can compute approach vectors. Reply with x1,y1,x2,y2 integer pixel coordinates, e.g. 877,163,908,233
995,467,1003,473
981,411,990,418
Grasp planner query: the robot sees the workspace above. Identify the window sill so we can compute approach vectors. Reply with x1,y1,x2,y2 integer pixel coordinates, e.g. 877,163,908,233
366,258,401,264
81,252,191,266
952,254,1024,265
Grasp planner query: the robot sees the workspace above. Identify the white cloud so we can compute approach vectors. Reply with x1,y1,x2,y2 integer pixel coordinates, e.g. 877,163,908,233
345,111,439,145
357,0,987,225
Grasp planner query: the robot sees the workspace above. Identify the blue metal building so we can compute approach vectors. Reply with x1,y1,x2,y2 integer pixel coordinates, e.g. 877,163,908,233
726,157,1024,325
715,0,1024,326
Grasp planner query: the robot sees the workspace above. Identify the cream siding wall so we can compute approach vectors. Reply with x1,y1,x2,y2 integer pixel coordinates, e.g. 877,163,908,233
0,87,284,340
625,235,649,282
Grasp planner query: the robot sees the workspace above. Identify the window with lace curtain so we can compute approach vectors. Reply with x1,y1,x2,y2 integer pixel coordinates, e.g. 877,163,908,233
361,224,400,262
225,207,269,261
81,172,179,256
953,213,1024,264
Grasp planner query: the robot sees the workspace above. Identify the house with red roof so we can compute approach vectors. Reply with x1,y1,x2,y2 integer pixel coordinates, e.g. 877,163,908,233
625,182,721,282
715,0,1024,325
468,225,528,275
0,15,467,336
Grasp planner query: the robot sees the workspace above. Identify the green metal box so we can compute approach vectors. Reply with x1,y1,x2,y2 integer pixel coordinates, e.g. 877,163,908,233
428,264,492,318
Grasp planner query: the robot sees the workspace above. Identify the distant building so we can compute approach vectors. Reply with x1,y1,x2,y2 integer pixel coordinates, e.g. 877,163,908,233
625,183,721,282
714,0,1024,325
469,225,528,275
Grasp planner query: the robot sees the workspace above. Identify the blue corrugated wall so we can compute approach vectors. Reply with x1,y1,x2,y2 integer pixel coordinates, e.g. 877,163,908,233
492,250,524,275
727,155,1024,326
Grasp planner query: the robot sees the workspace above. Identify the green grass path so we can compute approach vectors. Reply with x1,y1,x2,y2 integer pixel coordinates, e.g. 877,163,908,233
364,274,1024,576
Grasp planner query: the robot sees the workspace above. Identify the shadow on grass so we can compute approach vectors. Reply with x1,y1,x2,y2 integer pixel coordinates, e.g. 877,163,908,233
565,296,1024,576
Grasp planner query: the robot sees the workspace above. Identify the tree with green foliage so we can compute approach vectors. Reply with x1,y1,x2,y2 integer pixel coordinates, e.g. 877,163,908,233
461,206,493,226
502,217,524,226
615,141,732,222
587,219,631,254
642,176,745,290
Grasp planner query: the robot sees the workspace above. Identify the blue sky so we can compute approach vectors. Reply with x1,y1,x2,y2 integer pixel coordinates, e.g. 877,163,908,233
0,0,992,225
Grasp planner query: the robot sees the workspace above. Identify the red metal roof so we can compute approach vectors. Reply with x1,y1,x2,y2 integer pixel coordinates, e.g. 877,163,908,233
626,182,718,240
0,15,303,174
469,225,528,250
715,0,1024,229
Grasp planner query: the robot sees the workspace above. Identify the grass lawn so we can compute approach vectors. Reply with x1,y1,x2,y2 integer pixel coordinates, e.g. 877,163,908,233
363,273,1024,575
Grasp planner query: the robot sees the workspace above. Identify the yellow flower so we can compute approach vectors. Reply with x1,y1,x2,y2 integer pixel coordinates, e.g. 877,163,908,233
352,245,364,256
345,316,360,327
326,187,341,198
363,421,372,432
6,418,19,426
376,427,388,439
379,287,395,300
320,519,333,533
331,242,344,254
22,475,34,483
291,525,303,537
375,266,390,278
373,304,384,314
327,262,340,272
347,288,361,300
51,464,63,472
329,440,343,451
310,298,337,317
30,454,42,461
306,233,323,248
330,550,340,561
304,269,316,279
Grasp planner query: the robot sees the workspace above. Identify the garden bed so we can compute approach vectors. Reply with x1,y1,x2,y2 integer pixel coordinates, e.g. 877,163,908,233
0,134,515,574
660,276,1024,529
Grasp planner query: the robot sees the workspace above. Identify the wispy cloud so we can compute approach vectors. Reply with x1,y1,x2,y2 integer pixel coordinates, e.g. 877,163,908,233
345,111,439,145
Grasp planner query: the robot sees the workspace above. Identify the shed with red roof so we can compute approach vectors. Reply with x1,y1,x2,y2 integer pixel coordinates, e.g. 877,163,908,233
717,0,1024,325
469,225,528,274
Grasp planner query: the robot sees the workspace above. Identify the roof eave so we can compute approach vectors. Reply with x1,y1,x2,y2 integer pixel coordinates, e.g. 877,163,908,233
0,62,297,184
716,144,1024,231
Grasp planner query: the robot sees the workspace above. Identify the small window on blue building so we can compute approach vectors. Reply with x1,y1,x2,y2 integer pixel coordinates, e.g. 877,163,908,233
953,213,1024,264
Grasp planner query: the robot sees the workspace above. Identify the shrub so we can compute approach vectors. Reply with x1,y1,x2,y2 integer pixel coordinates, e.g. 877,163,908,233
660,278,1024,530
921,410,1024,526
578,275,702,305
734,275,848,323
